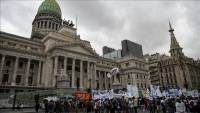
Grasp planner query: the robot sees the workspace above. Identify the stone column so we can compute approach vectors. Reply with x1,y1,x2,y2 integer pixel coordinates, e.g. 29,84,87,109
53,56,58,86
104,71,107,89
11,57,19,86
90,63,93,88
93,63,97,88
80,60,83,89
71,58,75,88
0,55,5,85
64,57,67,75
98,71,101,89
25,59,31,86
36,61,42,86
87,61,90,88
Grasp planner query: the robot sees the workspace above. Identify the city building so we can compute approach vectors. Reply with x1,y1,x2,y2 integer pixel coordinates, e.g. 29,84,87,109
103,40,143,60
102,46,115,55
121,40,143,58
145,23,200,90
0,0,149,98
144,53,169,86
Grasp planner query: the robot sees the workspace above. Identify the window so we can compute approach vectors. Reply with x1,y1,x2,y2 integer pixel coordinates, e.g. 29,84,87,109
5,89,10,93
56,24,58,30
2,74,9,84
44,21,47,28
30,64,34,69
137,83,140,88
41,21,43,28
52,23,55,29
28,76,33,85
49,22,51,28
18,62,23,68
16,75,21,84
144,83,147,88
6,60,11,66
128,74,130,79
136,74,138,79
37,22,40,28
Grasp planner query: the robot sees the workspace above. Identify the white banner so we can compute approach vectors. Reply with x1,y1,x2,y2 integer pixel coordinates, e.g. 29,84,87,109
150,85,162,98
127,85,139,97
92,89,113,100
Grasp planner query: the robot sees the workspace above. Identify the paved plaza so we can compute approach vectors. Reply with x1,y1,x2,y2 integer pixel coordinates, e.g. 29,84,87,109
0,108,151,113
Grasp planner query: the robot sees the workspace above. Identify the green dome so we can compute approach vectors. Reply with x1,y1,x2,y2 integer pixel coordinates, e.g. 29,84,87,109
37,0,61,18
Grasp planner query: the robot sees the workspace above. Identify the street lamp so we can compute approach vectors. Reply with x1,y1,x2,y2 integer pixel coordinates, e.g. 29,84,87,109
89,78,92,89
55,75,58,88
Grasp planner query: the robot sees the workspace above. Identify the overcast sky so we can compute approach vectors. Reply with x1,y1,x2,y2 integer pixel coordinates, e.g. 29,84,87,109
0,0,200,59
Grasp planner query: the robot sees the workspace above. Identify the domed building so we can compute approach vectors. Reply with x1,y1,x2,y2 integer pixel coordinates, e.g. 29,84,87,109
31,0,63,40
0,0,150,100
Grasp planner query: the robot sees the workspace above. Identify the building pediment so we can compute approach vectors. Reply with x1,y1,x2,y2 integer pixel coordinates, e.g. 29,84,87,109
54,42,98,57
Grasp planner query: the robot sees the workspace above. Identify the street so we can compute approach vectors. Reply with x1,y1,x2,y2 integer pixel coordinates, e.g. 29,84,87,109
0,108,151,113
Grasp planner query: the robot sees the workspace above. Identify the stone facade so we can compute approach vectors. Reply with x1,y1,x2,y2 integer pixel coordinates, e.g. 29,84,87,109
0,0,149,98
145,23,200,90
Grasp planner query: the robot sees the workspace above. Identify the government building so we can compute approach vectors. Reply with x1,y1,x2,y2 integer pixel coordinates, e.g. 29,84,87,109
145,23,200,91
0,0,149,98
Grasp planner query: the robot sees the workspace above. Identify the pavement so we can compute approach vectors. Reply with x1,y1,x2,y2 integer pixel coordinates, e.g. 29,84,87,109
0,108,150,113
0,108,39,113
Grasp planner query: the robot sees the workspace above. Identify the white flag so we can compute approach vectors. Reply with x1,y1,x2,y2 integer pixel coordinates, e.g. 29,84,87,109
132,85,139,97
155,86,162,97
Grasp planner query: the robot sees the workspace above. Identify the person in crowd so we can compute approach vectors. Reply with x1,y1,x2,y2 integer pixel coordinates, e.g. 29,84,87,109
175,99,186,113
155,98,161,113
44,99,48,113
168,98,176,113
133,97,138,113
140,97,146,113
150,99,156,113
161,97,167,113
35,102,40,113
128,97,134,113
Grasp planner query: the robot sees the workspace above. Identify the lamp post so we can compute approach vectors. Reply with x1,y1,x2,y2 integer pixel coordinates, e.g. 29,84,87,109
89,78,92,90
12,92,16,111
55,75,58,88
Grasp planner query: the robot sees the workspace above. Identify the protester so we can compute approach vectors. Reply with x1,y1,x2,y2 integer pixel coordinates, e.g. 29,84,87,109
175,99,186,113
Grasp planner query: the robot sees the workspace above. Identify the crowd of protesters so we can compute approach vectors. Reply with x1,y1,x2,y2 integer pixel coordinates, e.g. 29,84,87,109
39,95,200,113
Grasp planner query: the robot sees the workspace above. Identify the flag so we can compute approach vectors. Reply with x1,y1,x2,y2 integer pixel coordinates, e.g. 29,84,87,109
162,90,167,97
155,86,162,97
178,89,182,96
127,85,139,97
132,85,139,97
110,67,119,76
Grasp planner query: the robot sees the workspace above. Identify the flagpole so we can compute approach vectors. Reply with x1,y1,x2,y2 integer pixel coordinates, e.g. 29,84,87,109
76,16,78,35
